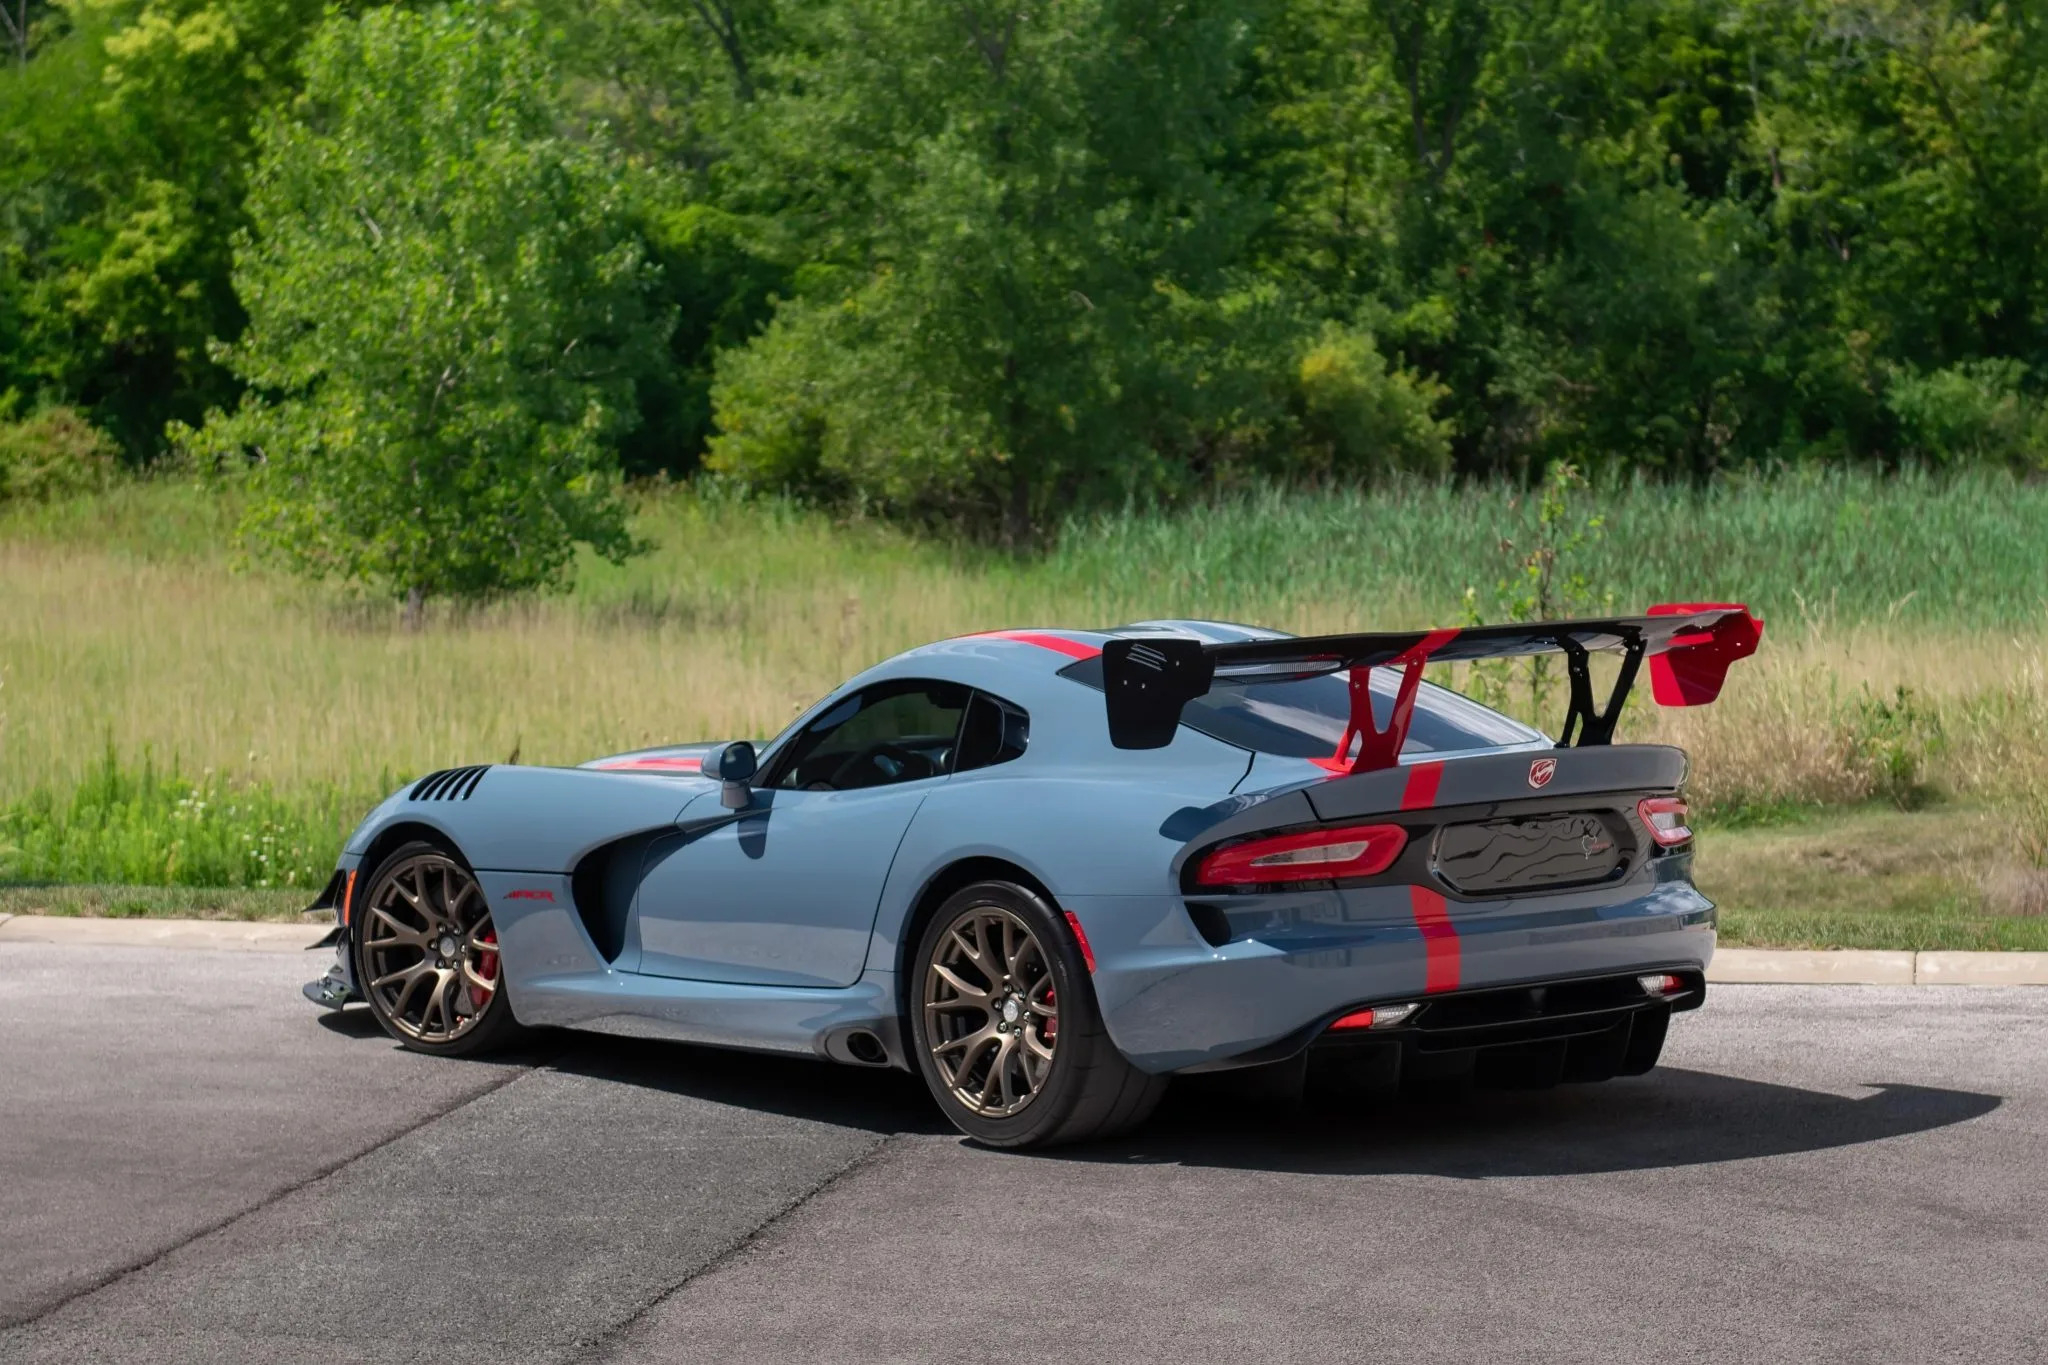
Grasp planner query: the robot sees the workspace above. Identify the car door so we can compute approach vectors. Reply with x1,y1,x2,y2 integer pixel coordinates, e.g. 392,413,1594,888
628,679,972,988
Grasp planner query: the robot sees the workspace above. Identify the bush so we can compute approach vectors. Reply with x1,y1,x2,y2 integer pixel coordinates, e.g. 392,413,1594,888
1885,360,2046,468
0,407,116,502
1290,325,1453,478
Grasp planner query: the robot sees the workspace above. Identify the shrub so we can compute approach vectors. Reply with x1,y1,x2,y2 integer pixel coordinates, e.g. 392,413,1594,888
1885,360,2046,469
1290,324,1454,479
0,407,116,502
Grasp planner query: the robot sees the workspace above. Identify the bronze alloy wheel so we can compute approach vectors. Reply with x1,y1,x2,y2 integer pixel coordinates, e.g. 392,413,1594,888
922,905,1060,1118
359,851,502,1046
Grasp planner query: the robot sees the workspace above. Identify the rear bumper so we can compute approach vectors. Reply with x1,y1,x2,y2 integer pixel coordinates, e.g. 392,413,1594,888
1066,877,1716,1073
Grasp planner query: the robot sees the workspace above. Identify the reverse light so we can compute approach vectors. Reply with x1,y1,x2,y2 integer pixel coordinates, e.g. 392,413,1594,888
1329,1002,1420,1031
1637,973,1684,997
1637,796,1693,848
1197,823,1408,888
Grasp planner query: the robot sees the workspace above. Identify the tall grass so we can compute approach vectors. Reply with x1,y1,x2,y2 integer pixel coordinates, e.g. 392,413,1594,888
3,469,2045,890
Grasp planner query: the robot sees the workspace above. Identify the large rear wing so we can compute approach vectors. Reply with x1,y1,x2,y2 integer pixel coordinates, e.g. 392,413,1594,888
1102,603,1763,768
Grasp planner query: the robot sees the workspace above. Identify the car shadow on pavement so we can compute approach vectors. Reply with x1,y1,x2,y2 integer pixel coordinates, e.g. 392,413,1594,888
312,1012,1999,1173
1056,1067,2003,1177
544,1035,953,1137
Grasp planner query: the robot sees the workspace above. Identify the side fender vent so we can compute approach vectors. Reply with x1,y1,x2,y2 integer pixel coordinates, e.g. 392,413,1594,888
409,765,491,801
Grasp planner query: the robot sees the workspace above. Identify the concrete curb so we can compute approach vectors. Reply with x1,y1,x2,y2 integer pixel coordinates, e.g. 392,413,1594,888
1709,947,2048,986
0,915,324,953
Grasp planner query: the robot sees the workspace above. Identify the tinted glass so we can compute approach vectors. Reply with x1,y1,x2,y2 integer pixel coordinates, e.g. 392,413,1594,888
1060,655,1542,758
954,692,1029,773
770,681,970,790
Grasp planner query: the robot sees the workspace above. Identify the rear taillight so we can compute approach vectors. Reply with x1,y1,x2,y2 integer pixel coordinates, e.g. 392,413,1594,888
1637,796,1692,847
1196,823,1408,888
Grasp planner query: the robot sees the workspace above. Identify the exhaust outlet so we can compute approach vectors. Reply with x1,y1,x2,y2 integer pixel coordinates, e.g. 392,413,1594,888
821,1024,897,1067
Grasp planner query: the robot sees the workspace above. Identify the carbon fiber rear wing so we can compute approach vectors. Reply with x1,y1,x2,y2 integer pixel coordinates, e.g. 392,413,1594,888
1102,604,1763,766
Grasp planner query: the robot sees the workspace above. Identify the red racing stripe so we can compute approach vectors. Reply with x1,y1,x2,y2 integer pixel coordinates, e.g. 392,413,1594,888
1409,885,1460,994
593,756,703,772
1400,759,1444,810
972,630,1103,661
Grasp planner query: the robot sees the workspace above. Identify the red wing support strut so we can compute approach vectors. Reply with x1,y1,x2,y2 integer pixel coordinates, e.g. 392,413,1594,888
1337,629,1460,774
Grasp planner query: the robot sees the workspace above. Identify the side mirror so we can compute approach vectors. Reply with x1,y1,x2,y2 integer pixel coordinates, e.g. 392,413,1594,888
702,741,757,809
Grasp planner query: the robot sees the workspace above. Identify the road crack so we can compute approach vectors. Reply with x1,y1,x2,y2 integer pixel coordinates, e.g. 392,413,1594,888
0,1052,548,1331
566,1132,902,1364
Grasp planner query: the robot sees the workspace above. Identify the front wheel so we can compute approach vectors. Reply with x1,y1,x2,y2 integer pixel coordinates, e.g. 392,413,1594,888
353,841,525,1057
910,881,1165,1148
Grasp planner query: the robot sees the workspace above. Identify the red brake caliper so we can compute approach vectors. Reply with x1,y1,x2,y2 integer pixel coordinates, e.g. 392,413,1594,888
1043,987,1056,1040
473,929,499,1006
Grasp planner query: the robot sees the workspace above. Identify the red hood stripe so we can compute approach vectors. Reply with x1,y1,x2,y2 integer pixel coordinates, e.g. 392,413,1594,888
593,755,703,772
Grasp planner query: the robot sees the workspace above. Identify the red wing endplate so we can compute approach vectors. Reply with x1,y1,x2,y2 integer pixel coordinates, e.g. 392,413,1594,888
1101,605,1763,767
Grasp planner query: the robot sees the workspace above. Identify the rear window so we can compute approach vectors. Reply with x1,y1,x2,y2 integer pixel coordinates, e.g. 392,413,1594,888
1061,656,1543,758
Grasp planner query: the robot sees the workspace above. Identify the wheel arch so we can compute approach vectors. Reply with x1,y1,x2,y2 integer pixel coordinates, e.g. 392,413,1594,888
348,821,466,925
893,856,1061,1023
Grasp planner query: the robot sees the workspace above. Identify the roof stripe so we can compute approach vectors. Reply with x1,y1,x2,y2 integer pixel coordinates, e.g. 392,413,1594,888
968,630,1104,661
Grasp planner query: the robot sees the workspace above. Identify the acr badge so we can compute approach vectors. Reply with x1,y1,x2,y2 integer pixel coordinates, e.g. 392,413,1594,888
1527,757,1557,789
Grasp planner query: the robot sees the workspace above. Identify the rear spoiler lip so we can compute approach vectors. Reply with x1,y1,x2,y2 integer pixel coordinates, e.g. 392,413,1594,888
1104,605,1763,760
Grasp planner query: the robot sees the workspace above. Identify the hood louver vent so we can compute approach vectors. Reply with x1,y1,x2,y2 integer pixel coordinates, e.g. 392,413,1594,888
409,765,491,801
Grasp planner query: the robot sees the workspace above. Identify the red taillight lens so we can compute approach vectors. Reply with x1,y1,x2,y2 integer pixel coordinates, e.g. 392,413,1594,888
1196,823,1408,887
1329,1008,1378,1030
1637,796,1692,848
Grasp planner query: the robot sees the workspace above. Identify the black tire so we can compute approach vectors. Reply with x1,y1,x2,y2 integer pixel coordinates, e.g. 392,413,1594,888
909,881,1166,1149
352,840,526,1058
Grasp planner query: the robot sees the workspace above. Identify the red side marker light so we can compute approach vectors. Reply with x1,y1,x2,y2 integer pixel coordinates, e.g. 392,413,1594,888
1197,823,1408,887
1637,796,1693,847
1064,910,1097,973
341,868,357,927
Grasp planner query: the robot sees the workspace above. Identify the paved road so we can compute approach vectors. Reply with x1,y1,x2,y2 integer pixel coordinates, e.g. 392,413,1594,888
1,941,2042,1364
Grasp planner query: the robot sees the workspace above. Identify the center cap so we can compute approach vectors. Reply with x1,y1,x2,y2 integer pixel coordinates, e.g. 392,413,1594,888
438,934,459,958
1001,998,1022,1025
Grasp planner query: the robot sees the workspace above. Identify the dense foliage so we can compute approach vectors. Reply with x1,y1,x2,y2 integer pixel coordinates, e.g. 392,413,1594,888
182,3,665,607
3,0,2046,564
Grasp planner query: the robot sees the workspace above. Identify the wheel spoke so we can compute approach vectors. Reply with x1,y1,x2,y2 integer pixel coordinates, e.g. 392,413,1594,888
929,963,989,1005
371,961,428,991
369,906,427,947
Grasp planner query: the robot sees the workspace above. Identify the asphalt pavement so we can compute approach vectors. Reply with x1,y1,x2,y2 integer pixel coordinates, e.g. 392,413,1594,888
1,939,2042,1364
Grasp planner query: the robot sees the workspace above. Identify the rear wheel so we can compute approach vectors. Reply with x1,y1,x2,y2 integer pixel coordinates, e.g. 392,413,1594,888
910,881,1165,1148
353,841,524,1057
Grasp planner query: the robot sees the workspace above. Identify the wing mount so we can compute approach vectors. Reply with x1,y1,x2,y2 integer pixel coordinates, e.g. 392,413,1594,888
1101,605,1763,769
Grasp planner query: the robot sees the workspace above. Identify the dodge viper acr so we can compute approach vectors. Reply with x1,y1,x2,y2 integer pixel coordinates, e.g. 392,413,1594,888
303,607,1762,1147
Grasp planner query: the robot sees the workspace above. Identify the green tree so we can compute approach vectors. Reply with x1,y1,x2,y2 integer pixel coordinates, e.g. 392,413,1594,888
184,2,668,617
0,0,335,460
708,0,1281,542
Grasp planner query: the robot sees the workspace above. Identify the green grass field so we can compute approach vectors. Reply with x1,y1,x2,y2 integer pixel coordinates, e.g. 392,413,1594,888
4,470,2047,946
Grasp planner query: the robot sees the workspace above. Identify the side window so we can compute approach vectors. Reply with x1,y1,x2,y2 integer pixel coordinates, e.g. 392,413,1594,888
768,680,970,791
954,692,1030,773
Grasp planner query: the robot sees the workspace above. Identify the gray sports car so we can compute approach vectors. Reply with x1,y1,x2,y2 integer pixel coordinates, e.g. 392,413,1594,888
303,607,1763,1147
